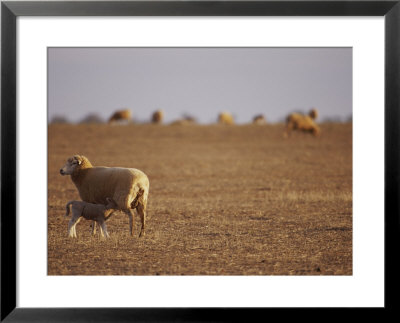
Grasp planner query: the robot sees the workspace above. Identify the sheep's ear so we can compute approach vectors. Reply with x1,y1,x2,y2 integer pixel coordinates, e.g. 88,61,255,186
73,155,82,164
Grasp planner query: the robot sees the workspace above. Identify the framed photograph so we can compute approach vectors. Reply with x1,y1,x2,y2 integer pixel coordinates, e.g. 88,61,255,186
2,0,399,321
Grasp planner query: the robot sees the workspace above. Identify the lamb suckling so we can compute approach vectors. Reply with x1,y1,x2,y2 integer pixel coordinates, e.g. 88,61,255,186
65,197,118,238
60,155,149,237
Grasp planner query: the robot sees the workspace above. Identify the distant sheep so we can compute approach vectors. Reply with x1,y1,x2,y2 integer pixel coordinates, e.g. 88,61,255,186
60,155,149,237
253,114,267,125
65,197,118,238
108,109,132,124
170,116,197,126
151,110,164,124
218,112,234,125
309,108,318,120
284,109,320,137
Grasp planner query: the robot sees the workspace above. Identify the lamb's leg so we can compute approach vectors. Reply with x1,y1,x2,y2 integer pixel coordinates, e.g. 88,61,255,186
68,215,80,238
91,221,97,236
72,217,81,238
99,220,109,238
68,217,76,238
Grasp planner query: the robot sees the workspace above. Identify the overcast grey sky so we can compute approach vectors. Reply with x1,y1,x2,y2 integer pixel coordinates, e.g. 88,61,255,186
48,47,352,124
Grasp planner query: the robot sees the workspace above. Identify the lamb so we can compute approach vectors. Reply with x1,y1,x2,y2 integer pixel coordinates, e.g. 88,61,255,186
151,109,164,124
108,109,132,124
60,155,149,237
65,197,118,238
218,112,234,125
284,108,320,137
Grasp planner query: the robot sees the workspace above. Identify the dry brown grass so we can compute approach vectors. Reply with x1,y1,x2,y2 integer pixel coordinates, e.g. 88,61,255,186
48,122,352,275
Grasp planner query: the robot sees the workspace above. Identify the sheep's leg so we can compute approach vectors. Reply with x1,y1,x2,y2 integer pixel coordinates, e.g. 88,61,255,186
137,204,146,238
124,209,135,236
97,221,105,238
128,211,134,236
284,123,293,138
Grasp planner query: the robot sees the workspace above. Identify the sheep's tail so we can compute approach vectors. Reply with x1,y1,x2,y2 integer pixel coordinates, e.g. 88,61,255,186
64,201,73,217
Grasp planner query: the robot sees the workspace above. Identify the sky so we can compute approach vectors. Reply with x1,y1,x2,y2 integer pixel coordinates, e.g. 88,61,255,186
48,47,352,124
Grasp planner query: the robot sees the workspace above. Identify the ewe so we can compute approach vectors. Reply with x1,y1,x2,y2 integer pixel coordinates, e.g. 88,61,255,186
284,108,320,137
151,110,164,124
65,197,118,238
60,155,149,237
108,109,132,124
218,112,235,125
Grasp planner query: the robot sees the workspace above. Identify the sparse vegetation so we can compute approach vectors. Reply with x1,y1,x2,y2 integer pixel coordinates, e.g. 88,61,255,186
48,122,352,275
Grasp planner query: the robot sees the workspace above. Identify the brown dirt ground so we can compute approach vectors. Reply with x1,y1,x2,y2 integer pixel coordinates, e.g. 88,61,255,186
48,122,352,275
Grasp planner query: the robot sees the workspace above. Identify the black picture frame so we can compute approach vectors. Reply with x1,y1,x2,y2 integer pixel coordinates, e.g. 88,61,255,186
1,0,399,321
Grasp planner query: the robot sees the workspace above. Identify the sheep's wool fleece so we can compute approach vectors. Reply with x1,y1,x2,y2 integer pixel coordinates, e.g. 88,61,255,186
287,113,319,131
72,166,149,209
218,112,234,125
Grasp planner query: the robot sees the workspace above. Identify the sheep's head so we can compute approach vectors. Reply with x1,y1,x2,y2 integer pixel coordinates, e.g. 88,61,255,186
105,197,118,210
60,155,92,175
309,109,318,120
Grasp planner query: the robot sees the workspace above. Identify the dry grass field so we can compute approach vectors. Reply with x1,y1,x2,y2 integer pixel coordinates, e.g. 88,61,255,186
48,122,352,275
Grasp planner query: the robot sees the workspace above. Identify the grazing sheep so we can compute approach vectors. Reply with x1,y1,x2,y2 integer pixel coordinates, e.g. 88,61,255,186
253,114,267,125
284,109,320,137
65,197,118,238
80,113,104,124
309,108,318,120
151,110,164,124
108,109,132,124
218,112,234,125
170,116,197,126
60,155,149,237
171,119,196,126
